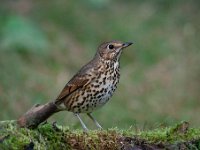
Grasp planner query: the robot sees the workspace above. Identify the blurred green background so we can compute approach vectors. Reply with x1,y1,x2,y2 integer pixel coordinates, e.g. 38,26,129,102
0,0,200,129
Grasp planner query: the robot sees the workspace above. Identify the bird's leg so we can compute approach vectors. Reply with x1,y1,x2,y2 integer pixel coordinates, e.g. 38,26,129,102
74,113,89,132
87,113,103,130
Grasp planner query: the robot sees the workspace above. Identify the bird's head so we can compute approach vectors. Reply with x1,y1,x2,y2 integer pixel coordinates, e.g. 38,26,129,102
96,40,133,61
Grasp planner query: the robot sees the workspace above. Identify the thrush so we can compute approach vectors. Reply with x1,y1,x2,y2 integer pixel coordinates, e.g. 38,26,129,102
54,40,133,131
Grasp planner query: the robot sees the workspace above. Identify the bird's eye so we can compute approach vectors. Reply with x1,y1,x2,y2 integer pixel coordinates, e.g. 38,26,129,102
108,44,114,49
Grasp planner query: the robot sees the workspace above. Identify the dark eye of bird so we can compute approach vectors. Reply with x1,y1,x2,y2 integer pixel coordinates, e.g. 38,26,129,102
108,44,114,49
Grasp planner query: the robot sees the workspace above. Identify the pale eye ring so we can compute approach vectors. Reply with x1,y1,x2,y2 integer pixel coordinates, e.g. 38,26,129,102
107,44,114,49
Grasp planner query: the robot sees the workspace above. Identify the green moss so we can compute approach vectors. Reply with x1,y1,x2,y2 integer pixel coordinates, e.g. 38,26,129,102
0,121,69,149
138,121,200,144
0,121,200,149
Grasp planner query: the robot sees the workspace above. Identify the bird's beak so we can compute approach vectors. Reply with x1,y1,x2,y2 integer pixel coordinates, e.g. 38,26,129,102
122,42,133,48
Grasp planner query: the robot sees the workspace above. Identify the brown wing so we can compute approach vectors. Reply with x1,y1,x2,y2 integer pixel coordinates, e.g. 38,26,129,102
56,75,89,101
55,57,98,102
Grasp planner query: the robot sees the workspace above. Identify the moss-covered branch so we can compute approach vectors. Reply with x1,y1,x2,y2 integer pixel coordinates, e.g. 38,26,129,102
0,121,200,149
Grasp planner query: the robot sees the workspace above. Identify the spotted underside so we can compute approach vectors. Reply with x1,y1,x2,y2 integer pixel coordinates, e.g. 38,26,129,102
63,59,120,113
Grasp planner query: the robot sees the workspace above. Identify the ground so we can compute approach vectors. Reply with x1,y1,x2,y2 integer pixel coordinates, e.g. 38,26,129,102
0,120,200,150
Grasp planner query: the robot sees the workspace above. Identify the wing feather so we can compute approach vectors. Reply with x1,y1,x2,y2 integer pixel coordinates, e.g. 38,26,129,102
55,58,98,102
56,76,89,101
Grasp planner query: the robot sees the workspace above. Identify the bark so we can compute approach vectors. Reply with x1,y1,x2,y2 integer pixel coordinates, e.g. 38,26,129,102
17,102,61,129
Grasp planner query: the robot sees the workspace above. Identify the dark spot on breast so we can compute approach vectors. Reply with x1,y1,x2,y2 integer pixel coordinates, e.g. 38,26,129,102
97,95,102,99
100,88,104,93
94,85,99,88
87,89,91,93
103,77,106,84
94,91,100,96
105,71,108,76
97,74,101,78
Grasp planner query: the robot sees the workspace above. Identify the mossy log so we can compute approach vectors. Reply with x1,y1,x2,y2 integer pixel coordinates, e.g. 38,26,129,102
0,121,200,150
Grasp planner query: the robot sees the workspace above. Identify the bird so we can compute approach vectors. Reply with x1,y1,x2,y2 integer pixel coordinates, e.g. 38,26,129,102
54,40,133,131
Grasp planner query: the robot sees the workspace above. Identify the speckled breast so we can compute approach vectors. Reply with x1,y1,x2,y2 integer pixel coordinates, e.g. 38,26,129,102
68,61,120,113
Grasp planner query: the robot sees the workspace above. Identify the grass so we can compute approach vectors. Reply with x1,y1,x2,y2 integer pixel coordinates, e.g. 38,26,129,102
0,121,200,149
